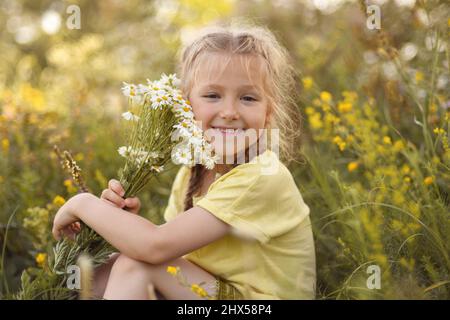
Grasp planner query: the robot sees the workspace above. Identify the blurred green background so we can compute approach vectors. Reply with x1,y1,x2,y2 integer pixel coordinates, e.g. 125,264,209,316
0,0,449,299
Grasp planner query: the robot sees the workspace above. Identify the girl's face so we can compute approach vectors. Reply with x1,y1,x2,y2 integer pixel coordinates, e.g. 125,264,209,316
189,53,271,163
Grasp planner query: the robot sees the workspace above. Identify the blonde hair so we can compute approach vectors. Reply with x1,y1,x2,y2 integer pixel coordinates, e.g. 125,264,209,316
176,21,302,210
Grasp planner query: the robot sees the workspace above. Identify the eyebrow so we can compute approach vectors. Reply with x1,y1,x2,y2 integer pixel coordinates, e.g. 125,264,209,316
200,84,261,91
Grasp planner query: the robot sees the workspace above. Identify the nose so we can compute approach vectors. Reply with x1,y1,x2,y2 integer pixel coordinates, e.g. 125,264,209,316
219,98,240,121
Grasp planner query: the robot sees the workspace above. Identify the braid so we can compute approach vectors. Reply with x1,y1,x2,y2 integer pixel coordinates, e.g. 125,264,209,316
183,164,205,211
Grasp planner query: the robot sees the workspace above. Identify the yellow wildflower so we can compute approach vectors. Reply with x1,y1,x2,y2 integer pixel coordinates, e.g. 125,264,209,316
423,176,434,185
305,106,315,115
415,71,424,83
369,253,388,268
35,253,47,268
309,113,323,129
321,103,331,112
302,77,313,90
324,113,339,125
344,113,357,125
382,136,392,145
347,161,359,172
53,195,66,206
393,140,405,152
433,127,445,135
401,165,411,175
338,101,352,113
333,136,342,144
166,266,178,276
333,136,346,151
191,284,208,298
1,138,9,152
20,83,46,111
64,179,77,194
320,91,332,103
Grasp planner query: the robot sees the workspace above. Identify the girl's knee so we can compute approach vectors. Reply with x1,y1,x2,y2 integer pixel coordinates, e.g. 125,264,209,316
112,254,149,274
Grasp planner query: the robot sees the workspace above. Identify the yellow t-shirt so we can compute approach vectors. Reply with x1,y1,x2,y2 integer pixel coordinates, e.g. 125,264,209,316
163,150,316,299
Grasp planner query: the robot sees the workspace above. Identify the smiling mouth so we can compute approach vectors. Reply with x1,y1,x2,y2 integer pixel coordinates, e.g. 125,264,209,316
211,127,246,135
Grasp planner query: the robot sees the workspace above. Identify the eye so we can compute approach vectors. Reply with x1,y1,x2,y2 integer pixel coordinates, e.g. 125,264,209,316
242,96,257,102
203,93,220,99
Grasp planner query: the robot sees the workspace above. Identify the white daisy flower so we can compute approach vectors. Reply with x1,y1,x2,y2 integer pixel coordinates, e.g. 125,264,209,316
121,111,140,121
121,82,136,97
171,145,193,166
149,81,172,95
118,146,132,158
172,121,193,139
150,90,173,109
160,73,180,87
122,82,144,104
137,84,151,96
171,128,188,142
172,92,186,103
202,156,216,170
189,129,204,147
173,102,194,119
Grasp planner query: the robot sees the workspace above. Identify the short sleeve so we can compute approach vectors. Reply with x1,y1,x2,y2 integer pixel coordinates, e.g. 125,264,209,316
164,166,190,222
195,160,309,244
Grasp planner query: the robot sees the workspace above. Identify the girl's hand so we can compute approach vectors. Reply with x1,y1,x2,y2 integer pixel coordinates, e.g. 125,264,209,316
52,195,82,241
100,179,141,215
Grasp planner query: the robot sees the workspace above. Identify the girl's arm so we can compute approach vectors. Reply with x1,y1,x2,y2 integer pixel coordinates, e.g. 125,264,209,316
53,193,230,264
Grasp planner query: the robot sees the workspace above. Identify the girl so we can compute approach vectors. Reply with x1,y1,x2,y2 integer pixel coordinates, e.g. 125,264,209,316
52,23,316,300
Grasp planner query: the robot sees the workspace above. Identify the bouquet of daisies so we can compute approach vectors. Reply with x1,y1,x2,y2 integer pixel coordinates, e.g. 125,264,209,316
118,73,217,198
15,73,217,300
